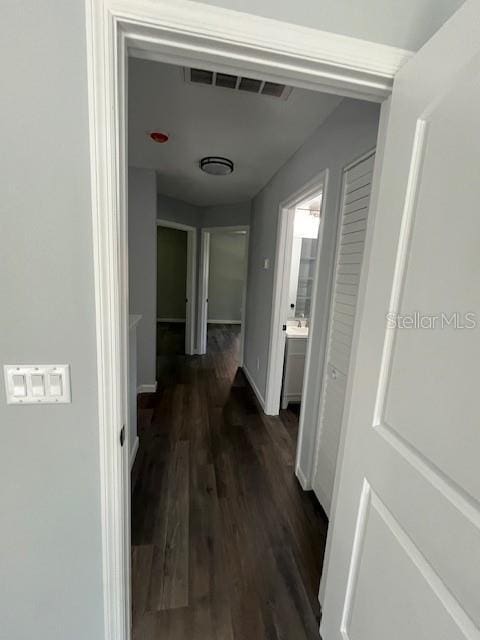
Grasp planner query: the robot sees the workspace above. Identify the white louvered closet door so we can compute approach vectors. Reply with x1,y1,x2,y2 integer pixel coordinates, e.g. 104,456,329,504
312,151,375,515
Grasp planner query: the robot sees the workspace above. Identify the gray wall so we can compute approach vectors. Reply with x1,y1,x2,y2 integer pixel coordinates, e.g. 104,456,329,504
129,167,157,388
243,99,381,473
157,226,188,320
202,202,251,227
0,2,104,639
208,232,247,322
157,193,251,229
188,0,464,50
157,192,199,228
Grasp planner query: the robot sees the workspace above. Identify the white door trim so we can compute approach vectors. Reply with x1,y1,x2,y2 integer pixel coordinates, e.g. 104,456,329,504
84,1,405,638
198,230,210,356
264,171,327,416
156,219,197,355
123,1,412,101
198,225,250,364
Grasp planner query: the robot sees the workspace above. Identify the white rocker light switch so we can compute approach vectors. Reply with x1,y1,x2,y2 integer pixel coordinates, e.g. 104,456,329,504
4,365,71,404
12,374,27,397
31,374,45,397
49,373,63,397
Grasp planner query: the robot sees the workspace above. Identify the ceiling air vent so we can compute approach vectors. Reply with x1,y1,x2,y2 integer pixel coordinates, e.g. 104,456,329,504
190,68,214,85
185,68,292,100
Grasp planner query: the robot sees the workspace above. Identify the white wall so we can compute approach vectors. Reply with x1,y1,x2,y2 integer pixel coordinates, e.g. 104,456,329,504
243,99,381,475
188,0,464,50
128,167,157,387
0,2,104,639
208,232,247,322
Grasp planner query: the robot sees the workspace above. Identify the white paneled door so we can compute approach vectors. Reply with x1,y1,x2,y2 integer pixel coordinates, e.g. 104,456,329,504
321,2,480,639
313,152,375,516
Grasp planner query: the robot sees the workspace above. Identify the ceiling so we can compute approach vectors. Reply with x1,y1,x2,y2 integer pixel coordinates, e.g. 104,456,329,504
128,58,342,206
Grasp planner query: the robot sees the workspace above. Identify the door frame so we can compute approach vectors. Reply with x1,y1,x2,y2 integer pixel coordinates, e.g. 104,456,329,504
198,225,250,363
156,219,197,355
85,1,408,637
264,174,327,422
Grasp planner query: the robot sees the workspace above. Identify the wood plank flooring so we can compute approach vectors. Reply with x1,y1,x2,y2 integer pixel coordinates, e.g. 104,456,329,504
132,323,328,639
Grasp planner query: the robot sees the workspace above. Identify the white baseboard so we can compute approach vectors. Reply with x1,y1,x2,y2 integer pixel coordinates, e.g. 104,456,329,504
157,317,186,323
242,365,265,411
207,319,241,324
295,464,311,490
137,381,157,394
130,436,139,469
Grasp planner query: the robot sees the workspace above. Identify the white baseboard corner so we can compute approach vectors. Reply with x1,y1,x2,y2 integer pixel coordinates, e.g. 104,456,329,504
295,464,311,491
130,436,139,469
242,365,266,411
137,381,158,394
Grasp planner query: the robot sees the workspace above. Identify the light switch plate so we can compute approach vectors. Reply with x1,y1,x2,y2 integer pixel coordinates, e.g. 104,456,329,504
4,365,71,404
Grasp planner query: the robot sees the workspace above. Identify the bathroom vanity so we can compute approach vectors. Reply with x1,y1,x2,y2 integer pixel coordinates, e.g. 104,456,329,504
281,325,308,410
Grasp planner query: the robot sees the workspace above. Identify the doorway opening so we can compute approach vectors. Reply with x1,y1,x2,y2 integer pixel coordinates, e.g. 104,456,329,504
281,192,323,413
198,226,249,363
127,56,339,637
156,220,197,360
264,174,326,420
85,4,391,638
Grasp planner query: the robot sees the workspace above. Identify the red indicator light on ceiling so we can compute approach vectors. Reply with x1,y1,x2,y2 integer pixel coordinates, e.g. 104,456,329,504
149,131,169,143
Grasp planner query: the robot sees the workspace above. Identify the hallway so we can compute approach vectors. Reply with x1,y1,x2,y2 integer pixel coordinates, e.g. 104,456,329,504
131,325,328,639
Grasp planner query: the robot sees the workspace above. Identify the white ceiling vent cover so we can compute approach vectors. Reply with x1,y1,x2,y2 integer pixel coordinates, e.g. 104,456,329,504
186,68,292,100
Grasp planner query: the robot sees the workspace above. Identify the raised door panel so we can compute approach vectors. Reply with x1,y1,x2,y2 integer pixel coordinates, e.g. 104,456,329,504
379,73,480,502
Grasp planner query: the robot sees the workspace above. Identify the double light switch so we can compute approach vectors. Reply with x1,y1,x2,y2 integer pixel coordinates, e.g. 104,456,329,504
4,365,71,404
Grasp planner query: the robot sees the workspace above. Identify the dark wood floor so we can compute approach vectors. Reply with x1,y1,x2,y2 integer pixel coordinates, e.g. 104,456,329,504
132,323,328,639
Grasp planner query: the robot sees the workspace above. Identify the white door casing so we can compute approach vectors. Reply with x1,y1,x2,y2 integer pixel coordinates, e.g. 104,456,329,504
184,228,196,355
265,172,326,417
198,230,210,356
321,2,480,639
313,151,375,517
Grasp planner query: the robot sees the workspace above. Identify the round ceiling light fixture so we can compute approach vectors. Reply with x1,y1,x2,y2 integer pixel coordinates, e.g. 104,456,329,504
149,131,169,143
200,156,234,176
